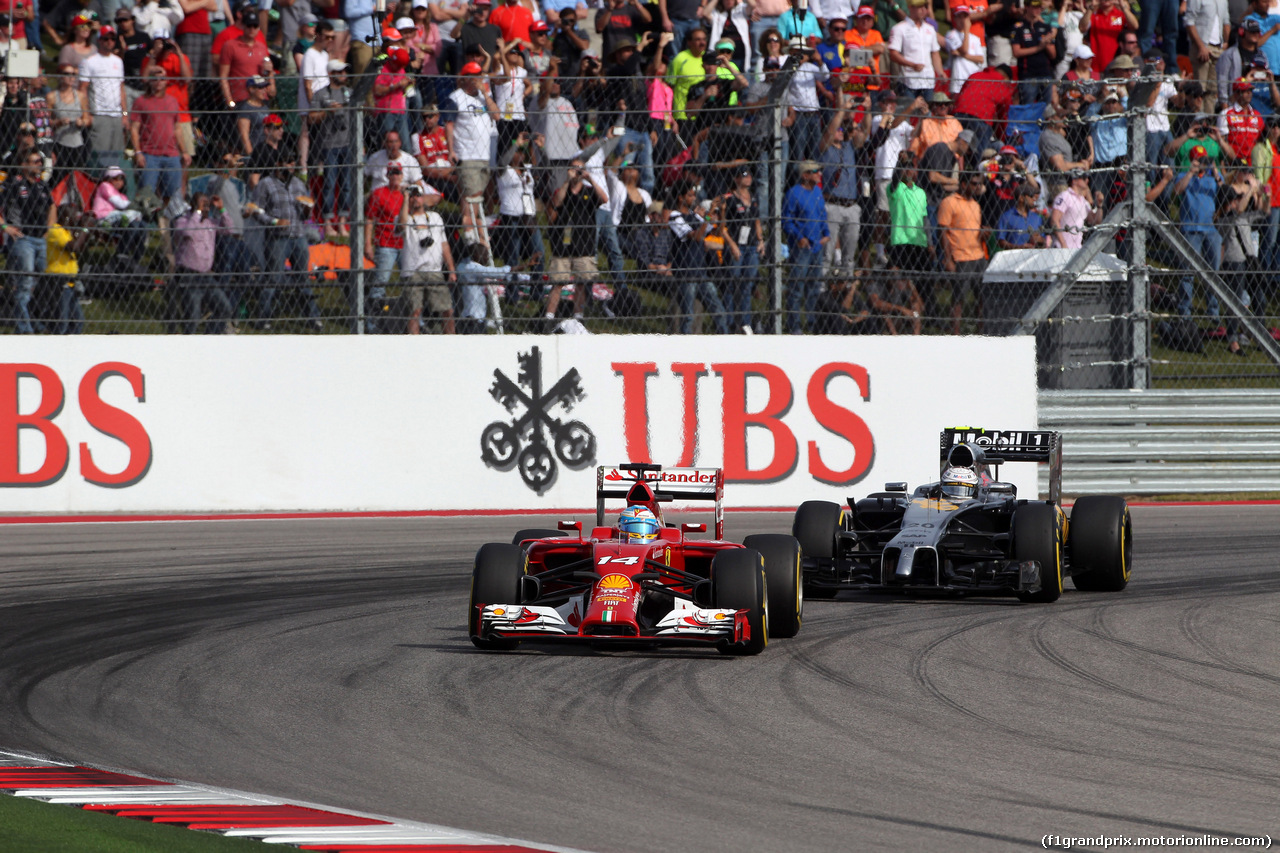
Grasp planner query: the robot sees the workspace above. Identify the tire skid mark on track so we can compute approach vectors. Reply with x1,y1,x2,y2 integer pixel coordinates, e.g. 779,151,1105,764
1178,600,1280,686
909,612,1027,735
1029,614,1153,703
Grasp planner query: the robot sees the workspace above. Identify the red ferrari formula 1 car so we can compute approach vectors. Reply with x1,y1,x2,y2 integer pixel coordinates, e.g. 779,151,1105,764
469,463,803,655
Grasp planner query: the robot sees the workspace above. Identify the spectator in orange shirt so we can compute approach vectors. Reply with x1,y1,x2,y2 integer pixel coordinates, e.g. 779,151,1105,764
910,91,963,158
936,172,988,333
490,0,535,45
843,6,885,88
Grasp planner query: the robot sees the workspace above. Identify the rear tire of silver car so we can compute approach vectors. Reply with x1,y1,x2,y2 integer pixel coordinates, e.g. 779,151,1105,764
742,534,803,639
1013,502,1063,604
1068,496,1132,592
793,500,842,599
711,548,768,655
793,500,843,558
510,529,566,547
470,543,528,650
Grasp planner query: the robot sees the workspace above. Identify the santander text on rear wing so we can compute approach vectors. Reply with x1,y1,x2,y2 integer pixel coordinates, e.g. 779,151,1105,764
939,428,1063,504
596,463,725,539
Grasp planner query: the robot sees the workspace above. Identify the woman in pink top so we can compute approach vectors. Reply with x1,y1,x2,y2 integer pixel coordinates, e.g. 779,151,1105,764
91,168,146,260
406,3,443,76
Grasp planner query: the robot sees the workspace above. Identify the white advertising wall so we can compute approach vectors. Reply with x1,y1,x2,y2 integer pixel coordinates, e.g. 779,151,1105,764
0,336,1037,513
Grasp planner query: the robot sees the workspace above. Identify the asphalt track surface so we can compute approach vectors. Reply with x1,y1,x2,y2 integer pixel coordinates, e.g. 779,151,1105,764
1,507,1278,853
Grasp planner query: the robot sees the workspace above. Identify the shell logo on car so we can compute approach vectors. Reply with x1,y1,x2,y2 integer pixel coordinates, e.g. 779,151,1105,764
598,574,631,590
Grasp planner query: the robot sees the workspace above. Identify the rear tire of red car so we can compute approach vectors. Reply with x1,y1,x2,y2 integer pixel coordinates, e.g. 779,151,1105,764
743,534,803,639
470,543,528,651
510,529,567,547
1013,502,1063,604
1068,496,1132,592
711,548,768,656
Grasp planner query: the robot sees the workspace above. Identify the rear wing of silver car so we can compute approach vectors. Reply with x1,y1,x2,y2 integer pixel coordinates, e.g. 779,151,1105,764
596,463,725,539
939,428,1062,503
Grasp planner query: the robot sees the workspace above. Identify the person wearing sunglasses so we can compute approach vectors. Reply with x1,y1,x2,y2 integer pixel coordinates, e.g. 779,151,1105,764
79,25,129,180
0,149,54,333
219,2,271,110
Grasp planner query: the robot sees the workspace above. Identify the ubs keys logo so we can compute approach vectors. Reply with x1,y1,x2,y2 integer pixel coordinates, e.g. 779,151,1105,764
482,346,597,494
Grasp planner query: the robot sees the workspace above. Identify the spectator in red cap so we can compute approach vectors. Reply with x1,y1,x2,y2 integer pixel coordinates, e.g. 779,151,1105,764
526,20,553,77
1219,78,1265,166
79,24,129,179
843,6,885,88
1173,146,1223,318
375,45,414,147
446,58,500,244
945,5,985,95
247,111,286,188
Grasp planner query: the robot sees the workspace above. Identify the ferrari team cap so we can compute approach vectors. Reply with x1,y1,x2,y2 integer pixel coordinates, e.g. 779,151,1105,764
263,113,284,125
531,20,548,31
856,4,874,14
460,61,484,74
1235,77,1254,91
1189,144,1209,160
953,4,970,13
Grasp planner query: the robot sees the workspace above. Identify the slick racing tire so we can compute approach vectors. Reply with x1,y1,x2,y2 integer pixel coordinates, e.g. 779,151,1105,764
792,500,843,559
510,529,567,547
711,548,768,656
792,501,842,599
470,543,528,651
1013,502,1063,604
742,534,803,638
1068,495,1132,592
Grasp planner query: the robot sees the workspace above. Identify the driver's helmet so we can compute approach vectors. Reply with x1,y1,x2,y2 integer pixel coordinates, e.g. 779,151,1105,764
941,466,980,499
618,505,660,542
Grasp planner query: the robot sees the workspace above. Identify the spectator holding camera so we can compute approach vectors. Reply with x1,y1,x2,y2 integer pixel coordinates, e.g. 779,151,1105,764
246,147,323,329
668,178,729,334
172,192,235,334
1050,168,1102,250
1166,111,1236,171
446,60,500,242
496,131,544,276
400,184,456,334
1172,146,1223,319
550,7,588,67
545,157,605,322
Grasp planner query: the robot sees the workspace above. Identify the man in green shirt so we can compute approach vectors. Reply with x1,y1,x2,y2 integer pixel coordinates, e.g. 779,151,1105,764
668,27,711,120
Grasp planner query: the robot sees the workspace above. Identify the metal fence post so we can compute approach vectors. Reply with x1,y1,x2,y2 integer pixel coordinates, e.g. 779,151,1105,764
771,99,784,336
353,103,365,336
1131,103,1149,389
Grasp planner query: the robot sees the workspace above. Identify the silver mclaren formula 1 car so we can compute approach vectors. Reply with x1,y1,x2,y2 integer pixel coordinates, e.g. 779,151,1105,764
793,428,1132,603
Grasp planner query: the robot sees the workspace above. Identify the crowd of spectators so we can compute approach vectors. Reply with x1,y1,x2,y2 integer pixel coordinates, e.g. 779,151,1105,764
0,0,1278,338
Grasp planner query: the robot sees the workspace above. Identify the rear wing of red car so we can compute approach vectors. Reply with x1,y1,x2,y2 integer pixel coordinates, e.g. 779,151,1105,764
596,464,725,539
940,428,1063,504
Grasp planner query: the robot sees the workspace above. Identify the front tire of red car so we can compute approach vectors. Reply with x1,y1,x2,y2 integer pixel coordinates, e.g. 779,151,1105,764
470,543,527,651
712,548,768,656
743,534,803,638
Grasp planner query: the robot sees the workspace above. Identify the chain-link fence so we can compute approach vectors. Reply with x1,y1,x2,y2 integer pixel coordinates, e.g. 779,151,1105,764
1,35,1279,388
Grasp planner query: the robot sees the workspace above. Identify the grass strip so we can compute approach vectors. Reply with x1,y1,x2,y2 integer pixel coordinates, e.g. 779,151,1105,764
0,793,276,853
